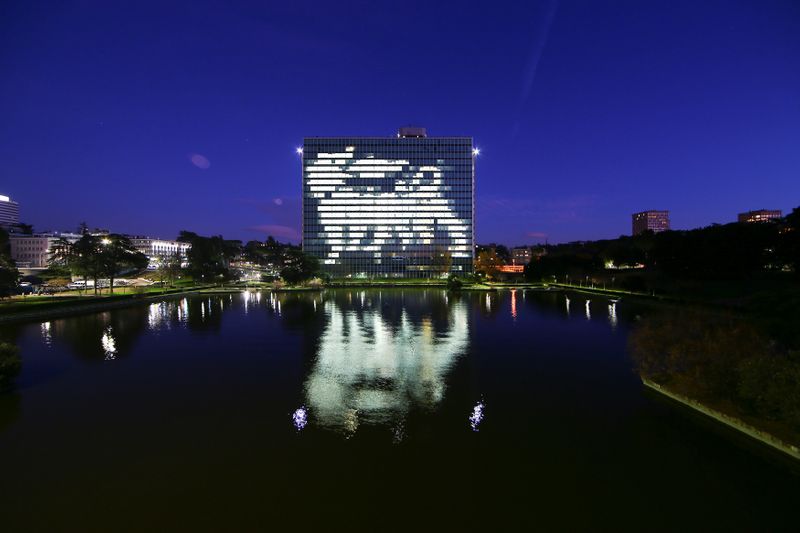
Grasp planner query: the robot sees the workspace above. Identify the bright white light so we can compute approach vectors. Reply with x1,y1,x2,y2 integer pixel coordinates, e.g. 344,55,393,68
469,401,485,431
472,147,480,156
101,326,117,360
296,147,303,155
292,406,308,430
101,238,111,245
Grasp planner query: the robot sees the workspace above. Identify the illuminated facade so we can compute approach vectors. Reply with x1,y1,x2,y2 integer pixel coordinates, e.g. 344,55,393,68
738,209,782,223
302,128,475,278
0,194,20,228
128,237,191,269
632,210,670,235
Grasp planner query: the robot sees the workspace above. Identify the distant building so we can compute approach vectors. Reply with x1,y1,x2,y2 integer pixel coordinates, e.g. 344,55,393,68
10,232,81,269
511,247,532,265
0,195,20,229
738,209,782,223
302,127,474,278
128,237,191,269
632,210,670,235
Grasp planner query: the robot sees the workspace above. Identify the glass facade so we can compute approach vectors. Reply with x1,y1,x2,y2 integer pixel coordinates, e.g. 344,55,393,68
302,134,474,278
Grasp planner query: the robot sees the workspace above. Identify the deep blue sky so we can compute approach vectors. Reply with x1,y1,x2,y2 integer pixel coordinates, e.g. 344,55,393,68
1,0,798,245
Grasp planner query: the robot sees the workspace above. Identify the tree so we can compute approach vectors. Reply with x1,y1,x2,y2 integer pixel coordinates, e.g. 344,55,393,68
13,222,33,235
431,247,453,276
178,231,241,282
0,228,19,297
474,249,502,280
100,234,149,293
280,249,320,284
0,342,21,390
156,251,183,289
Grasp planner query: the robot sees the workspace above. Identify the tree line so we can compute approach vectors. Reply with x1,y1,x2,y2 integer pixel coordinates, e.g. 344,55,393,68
49,234,149,294
522,206,800,285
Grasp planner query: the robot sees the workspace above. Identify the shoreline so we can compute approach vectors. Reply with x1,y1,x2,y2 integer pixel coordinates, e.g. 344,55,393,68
0,287,215,324
642,378,800,461
0,282,570,324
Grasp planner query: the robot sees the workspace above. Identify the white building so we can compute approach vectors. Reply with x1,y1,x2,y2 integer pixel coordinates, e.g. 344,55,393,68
0,195,20,229
10,232,81,269
129,237,191,269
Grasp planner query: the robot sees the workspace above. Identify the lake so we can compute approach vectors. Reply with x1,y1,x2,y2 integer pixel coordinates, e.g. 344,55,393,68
0,289,796,531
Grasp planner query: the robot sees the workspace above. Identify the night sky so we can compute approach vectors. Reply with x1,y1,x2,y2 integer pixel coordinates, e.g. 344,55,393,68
1,0,798,245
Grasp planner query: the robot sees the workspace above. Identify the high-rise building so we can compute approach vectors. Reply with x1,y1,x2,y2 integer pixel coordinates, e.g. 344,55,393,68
632,210,670,235
738,209,782,223
302,127,475,278
0,195,20,228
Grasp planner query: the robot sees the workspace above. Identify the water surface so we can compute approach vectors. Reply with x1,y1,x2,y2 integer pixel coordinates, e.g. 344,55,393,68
0,289,796,530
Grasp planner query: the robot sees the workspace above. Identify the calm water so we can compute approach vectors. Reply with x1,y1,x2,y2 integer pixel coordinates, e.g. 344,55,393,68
0,289,796,531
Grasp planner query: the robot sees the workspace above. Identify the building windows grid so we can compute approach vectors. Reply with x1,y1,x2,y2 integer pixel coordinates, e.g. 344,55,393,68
302,135,475,278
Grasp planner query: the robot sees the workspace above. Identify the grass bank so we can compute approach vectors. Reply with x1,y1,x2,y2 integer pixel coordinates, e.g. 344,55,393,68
0,285,216,323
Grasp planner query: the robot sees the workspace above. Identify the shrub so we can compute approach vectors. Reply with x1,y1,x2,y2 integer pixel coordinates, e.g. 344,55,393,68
271,280,285,291
0,342,21,391
447,274,463,290
307,278,324,289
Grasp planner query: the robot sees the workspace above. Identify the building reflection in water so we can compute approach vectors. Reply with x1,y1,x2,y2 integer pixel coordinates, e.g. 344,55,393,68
304,293,469,436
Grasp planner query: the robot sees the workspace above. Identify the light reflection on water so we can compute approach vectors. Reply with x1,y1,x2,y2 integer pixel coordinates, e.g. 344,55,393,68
304,295,469,435
469,401,485,432
101,326,117,360
40,322,52,346
32,289,623,437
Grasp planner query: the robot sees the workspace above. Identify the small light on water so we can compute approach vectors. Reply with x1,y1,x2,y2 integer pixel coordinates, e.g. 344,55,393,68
469,401,485,432
292,406,308,431
101,326,117,360
511,289,517,320
41,321,52,345
608,302,618,329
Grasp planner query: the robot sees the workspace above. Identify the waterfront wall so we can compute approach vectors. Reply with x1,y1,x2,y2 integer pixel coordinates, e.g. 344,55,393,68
642,378,800,461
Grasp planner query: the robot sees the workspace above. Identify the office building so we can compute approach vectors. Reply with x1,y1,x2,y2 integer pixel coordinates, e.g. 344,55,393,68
10,232,81,269
302,127,475,278
0,195,20,229
632,210,670,235
128,237,191,269
738,209,782,223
